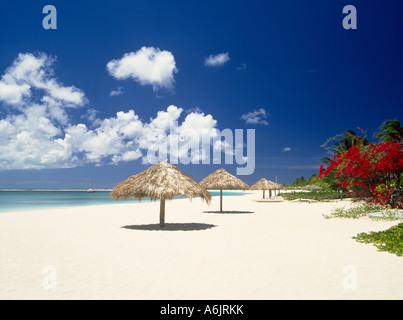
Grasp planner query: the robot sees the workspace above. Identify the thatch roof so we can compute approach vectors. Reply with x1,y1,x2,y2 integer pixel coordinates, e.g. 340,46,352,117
111,161,212,203
250,178,278,190
273,181,284,189
198,168,249,190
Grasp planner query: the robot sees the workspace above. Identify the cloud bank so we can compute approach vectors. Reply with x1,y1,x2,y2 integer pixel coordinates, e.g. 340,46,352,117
106,47,178,91
0,53,86,111
0,53,219,170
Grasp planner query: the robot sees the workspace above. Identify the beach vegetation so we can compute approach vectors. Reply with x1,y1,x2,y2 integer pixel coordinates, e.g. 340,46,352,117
318,121,403,209
280,190,342,201
320,129,369,165
374,119,403,142
289,174,336,191
353,223,403,257
323,203,400,219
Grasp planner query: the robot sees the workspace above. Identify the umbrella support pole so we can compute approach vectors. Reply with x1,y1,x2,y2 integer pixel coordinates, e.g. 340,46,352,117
160,197,166,228
263,190,265,199
220,188,223,212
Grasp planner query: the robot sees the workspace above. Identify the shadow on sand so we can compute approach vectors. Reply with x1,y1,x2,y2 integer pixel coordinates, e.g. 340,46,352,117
121,223,216,231
203,210,254,214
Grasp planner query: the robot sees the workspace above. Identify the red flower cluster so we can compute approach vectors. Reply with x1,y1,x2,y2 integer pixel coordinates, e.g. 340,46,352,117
318,141,403,208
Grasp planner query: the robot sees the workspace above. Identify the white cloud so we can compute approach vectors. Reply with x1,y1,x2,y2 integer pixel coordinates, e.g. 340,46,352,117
204,52,230,67
185,106,203,114
0,53,86,108
155,108,220,164
240,108,269,125
0,104,197,169
109,86,124,96
0,82,30,105
60,105,220,167
81,108,99,124
0,53,228,171
283,147,291,152
0,53,87,169
150,105,182,131
106,47,178,91
0,105,71,169
179,112,217,134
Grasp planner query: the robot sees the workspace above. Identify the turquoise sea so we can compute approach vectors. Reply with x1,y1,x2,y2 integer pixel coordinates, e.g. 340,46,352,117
0,190,247,212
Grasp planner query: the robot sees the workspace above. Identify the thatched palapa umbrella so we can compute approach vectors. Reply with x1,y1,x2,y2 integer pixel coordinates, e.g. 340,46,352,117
250,178,278,198
111,161,212,228
272,181,284,197
198,168,249,212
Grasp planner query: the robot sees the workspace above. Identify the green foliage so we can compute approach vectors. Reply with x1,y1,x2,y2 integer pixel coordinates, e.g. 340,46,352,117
280,191,342,201
291,176,306,187
318,121,403,206
321,129,369,163
319,129,371,192
290,173,339,191
315,171,340,191
323,203,386,219
375,119,403,142
353,223,403,257
323,203,402,219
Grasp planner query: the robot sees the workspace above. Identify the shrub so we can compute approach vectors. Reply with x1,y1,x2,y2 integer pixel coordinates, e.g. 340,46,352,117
279,191,342,201
353,223,403,256
323,203,387,219
324,202,402,219
318,140,403,208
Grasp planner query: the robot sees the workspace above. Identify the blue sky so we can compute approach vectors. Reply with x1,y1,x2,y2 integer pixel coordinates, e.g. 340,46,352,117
0,0,402,188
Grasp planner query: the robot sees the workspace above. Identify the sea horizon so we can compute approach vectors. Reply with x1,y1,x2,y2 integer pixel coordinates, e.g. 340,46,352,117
0,189,247,212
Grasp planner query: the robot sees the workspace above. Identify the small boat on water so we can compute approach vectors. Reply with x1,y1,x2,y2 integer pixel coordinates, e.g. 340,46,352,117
87,176,95,192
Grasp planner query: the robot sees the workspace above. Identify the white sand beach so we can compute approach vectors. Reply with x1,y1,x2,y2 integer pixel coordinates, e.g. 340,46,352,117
0,191,402,300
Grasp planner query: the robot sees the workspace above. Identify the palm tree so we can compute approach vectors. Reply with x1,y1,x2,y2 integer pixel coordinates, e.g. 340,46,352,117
375,119,403,142
320,130,369,164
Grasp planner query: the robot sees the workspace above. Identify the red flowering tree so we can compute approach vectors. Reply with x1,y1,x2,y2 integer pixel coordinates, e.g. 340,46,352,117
318,140,403,208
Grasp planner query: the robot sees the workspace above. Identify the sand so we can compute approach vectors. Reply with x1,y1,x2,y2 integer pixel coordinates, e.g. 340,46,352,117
0,191,402,300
